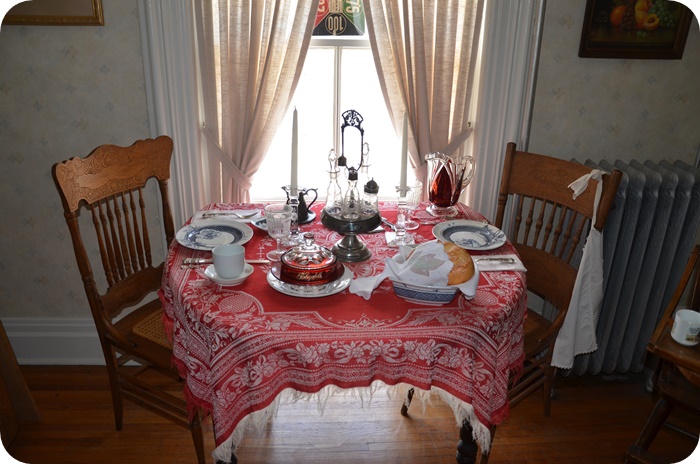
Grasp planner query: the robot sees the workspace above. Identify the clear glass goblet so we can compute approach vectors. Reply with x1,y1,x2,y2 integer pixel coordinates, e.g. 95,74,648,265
404,180,423,231
264,203,293,261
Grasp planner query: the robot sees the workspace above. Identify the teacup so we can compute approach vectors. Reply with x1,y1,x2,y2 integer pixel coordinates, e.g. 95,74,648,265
671,309,700,346
212,244,245,279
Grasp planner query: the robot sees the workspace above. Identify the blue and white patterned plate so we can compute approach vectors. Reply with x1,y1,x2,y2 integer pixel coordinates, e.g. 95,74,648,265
251,217,267,231
176,219,253,251
432,220,506,251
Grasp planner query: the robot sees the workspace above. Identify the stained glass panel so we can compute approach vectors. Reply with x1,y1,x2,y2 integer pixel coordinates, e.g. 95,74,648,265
314,0,365,36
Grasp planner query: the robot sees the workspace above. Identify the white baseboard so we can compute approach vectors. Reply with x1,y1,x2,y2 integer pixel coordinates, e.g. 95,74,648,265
2,317,105,365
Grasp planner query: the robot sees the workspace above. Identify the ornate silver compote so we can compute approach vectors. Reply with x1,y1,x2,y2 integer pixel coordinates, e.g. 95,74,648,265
321,210,381,262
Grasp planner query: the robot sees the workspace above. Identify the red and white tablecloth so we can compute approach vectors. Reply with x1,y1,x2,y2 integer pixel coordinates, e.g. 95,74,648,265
160,202,526,461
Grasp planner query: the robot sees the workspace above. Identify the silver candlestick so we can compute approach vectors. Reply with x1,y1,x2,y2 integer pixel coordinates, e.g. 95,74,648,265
282,185,301,245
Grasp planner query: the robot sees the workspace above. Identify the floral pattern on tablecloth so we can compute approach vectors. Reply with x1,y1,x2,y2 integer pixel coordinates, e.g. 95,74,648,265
160,203,526,454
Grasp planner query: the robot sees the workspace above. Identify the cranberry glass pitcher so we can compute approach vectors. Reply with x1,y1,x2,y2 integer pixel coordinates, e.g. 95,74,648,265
425,152,475,217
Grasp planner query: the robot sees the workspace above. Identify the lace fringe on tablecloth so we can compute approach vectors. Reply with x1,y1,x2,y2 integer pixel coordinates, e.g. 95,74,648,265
212,380,492,462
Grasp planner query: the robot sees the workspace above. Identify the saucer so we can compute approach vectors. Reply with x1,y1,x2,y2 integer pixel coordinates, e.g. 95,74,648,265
204,263,254,286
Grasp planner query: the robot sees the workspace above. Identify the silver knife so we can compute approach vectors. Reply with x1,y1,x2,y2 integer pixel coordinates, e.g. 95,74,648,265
381,217,396,230
364,226,386,234
182,258,211,265
201,211,258,219
475,257,515,264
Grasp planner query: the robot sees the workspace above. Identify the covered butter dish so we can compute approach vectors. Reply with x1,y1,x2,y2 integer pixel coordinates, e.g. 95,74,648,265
277,233,342,285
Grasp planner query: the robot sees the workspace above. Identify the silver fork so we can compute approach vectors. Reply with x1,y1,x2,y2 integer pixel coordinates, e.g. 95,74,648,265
202,211,258,219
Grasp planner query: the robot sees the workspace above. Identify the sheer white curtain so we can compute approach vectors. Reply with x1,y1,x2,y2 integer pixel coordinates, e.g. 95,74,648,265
468,0,546,221
138,0,207,228
364,0,484,186
194,0,319,203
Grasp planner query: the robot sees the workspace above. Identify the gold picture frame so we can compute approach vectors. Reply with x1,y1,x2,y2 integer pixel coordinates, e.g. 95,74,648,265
3,0,104,26
579,0,692,59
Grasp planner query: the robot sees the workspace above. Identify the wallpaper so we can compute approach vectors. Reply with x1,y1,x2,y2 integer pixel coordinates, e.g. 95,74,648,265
529,0,700,165
0,0,155,318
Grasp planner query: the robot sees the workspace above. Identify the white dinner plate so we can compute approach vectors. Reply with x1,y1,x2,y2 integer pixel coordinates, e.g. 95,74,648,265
204,263,254,286
266,266,352,298
176,219,253,250
432,220,506,251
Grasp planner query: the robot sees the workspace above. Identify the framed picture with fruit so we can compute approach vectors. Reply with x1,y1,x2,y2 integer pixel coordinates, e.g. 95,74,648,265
579,0,693,59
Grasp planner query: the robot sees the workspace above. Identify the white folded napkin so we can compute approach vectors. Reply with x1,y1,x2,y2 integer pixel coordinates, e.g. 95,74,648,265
191,209,262,223
349,241,479,300
473,254,527,272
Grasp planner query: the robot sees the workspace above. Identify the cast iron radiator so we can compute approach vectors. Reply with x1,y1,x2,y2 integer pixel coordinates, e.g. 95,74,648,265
570,159,700,375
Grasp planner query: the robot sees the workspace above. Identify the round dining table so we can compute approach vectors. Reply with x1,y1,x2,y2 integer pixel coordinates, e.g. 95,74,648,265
160,201,526,464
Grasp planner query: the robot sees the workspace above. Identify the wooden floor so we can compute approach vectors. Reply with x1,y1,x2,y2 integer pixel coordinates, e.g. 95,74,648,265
4,366,699,464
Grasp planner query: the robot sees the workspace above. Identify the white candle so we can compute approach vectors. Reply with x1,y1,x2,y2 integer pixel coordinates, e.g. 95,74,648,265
399,112,408,194
291,108,298,193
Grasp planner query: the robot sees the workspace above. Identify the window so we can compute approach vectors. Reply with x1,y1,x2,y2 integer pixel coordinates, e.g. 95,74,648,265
249,5,402,202
143,1,541,225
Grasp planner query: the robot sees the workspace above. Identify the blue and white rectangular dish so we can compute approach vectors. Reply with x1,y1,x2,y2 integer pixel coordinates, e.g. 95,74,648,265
390,280,460,306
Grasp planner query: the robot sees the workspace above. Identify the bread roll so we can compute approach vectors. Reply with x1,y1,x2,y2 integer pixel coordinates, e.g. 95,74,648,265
442,241,475,285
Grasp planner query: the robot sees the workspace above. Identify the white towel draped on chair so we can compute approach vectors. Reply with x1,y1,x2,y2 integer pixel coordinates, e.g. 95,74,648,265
551,169,605,369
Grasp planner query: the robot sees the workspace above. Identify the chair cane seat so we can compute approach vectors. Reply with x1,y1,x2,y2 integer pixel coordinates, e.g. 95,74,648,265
132,307,173,351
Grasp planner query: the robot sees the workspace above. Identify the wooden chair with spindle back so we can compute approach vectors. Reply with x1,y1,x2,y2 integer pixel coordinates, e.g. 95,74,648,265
625,244,700,464
399,142,621,462
482,142,621,463
52,136,206,464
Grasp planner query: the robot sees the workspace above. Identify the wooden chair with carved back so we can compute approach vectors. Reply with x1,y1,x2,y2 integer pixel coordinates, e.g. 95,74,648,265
52,136,206,464
483,142,621,462
399,142,621,463
625,244,700,464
